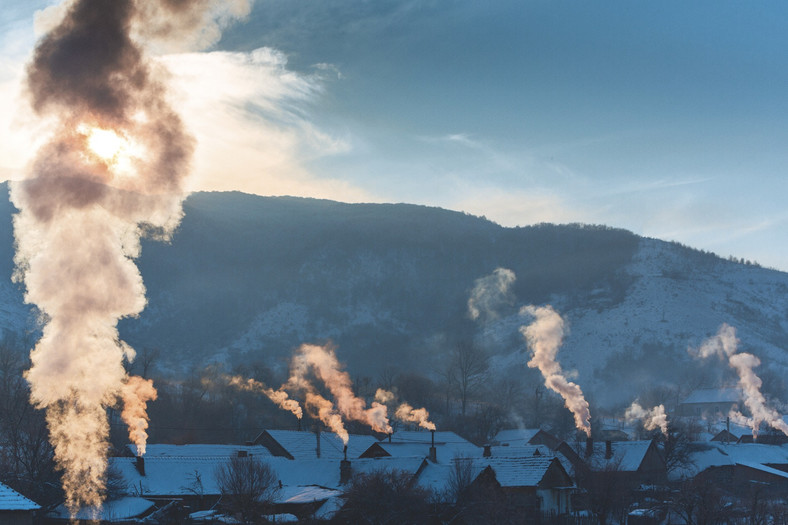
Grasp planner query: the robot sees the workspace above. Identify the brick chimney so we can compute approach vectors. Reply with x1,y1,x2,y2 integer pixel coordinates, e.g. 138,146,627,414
315,427,321,459
585,437,593,458
135,456,145,476
428,430,437,463
483,444,492,458
605,440,613,460
340,445,352,484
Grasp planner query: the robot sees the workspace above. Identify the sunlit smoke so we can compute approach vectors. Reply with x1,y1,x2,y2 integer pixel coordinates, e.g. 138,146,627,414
289,344,392,434
690,324,788,437
120,376,158,456
519,305,591,436
12,0,248,513
228,375,303,419
375,389,436,431
467,267,516,321
625,402,668,436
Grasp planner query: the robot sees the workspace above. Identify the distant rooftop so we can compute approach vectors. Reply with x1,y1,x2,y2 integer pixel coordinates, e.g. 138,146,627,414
0,481,39,511
681,388,741,404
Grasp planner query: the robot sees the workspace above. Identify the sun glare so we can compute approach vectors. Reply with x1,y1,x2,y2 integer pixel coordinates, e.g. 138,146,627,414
87,128,125,160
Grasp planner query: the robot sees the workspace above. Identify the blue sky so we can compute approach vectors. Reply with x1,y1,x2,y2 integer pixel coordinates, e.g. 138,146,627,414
3,1,788,270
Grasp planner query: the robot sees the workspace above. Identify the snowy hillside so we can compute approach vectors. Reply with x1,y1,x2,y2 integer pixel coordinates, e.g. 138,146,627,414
1,184,786,407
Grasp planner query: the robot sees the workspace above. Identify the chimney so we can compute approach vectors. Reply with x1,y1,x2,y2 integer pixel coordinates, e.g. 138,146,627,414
483,444,492,458
605,440,613,460
340,446,352,485
388,432,392,443
428,430,437,463
315,427,321,459
585,437,593,458
297,418,302,432
135,456,145,477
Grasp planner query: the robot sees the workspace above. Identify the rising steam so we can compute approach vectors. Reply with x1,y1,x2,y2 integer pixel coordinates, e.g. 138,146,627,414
227,376,303,420
288,344,392,436
690,324,788,437
519,305,591,436
625,402,668,436
13,0,248,513
375,389,436,431
467,267,516,321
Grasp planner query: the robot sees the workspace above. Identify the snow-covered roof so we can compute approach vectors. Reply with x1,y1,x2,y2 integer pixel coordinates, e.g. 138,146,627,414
112,454,427,497
130,444,272,458
371,440,481,463
387,431,470,445
479,456,566,488
276,485,342,504
736,462,788,480
584,441,655,472
414,455,567,494
262,430,377,460
673,442,788,481
0,481,40,511
493,428,541,446
49,497,153,521
681,388,741,405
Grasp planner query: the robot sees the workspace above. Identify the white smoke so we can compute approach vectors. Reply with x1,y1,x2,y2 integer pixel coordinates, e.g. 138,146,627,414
467,267,516,321
690,324,788,437
625,402,668,436
519,305,591,436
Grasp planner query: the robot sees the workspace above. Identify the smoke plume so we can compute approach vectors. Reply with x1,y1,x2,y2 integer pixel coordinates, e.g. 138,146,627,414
519,305,591,436
13,0,248,512
625,402,668,436
690,324,788,437
375,389,436,431
228,376,303,420
467,267,516,321
289,344,392,435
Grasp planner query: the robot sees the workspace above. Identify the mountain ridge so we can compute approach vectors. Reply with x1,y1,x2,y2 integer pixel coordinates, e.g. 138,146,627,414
1,183,786,408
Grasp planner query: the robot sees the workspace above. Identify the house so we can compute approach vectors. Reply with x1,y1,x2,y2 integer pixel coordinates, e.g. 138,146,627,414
557,439,667,486
0,482,40,525
47,497,156,523
679,388,741,418
470,456,575,516
110,442,428,521
252,429,378,460
360,430,481,463
673,442,788,482
493,428,562,450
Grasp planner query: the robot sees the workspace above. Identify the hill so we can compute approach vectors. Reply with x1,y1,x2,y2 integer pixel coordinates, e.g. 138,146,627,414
2,183,787,407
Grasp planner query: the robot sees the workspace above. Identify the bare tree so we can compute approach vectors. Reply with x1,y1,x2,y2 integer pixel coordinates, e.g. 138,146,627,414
450,341,488,417
447,456,474,503
215,456,280,524
334,469,434,525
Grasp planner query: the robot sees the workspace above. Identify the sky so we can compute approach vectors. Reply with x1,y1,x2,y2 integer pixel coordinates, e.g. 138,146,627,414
2,1,788,270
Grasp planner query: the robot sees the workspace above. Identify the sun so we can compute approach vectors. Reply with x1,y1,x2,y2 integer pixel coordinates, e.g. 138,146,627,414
86,128,125,161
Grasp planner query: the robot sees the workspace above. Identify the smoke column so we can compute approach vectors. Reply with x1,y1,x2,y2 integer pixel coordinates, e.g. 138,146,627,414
519,305,591,436
13,0,248,513
467,267,516,321
625,402,668,436
289,344,392,434
228,375,303,419
375,389,436,431
690,324,788,437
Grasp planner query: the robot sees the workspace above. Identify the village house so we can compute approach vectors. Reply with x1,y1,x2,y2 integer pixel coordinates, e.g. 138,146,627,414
360,430,481,463
492,428,562,450
557,439,668,487
0,481,40,525
253,429,378,460
679,387,741,418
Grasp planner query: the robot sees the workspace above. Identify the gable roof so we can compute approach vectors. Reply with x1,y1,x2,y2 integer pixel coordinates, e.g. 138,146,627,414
674,442,788,481
0,481,40,511
365,440,481,463
681,388,741,405
559,440,658,472
129,444,273,458
493,428,541,446
256,430,377,460
387,431,470,445
49,497,154,521
478,456,570,488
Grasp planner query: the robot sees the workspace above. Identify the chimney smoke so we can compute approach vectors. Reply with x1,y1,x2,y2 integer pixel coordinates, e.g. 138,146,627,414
13,0,250,513
520,305,591,436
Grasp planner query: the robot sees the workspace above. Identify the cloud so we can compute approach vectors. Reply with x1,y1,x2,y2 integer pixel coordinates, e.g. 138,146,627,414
159,48,374,201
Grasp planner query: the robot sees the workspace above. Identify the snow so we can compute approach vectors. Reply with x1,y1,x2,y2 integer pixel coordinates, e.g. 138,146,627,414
130,443,272,458
263,430,378,460
493,428,541,446
49,497,153,521
673,442,788,481
0,481,39,511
